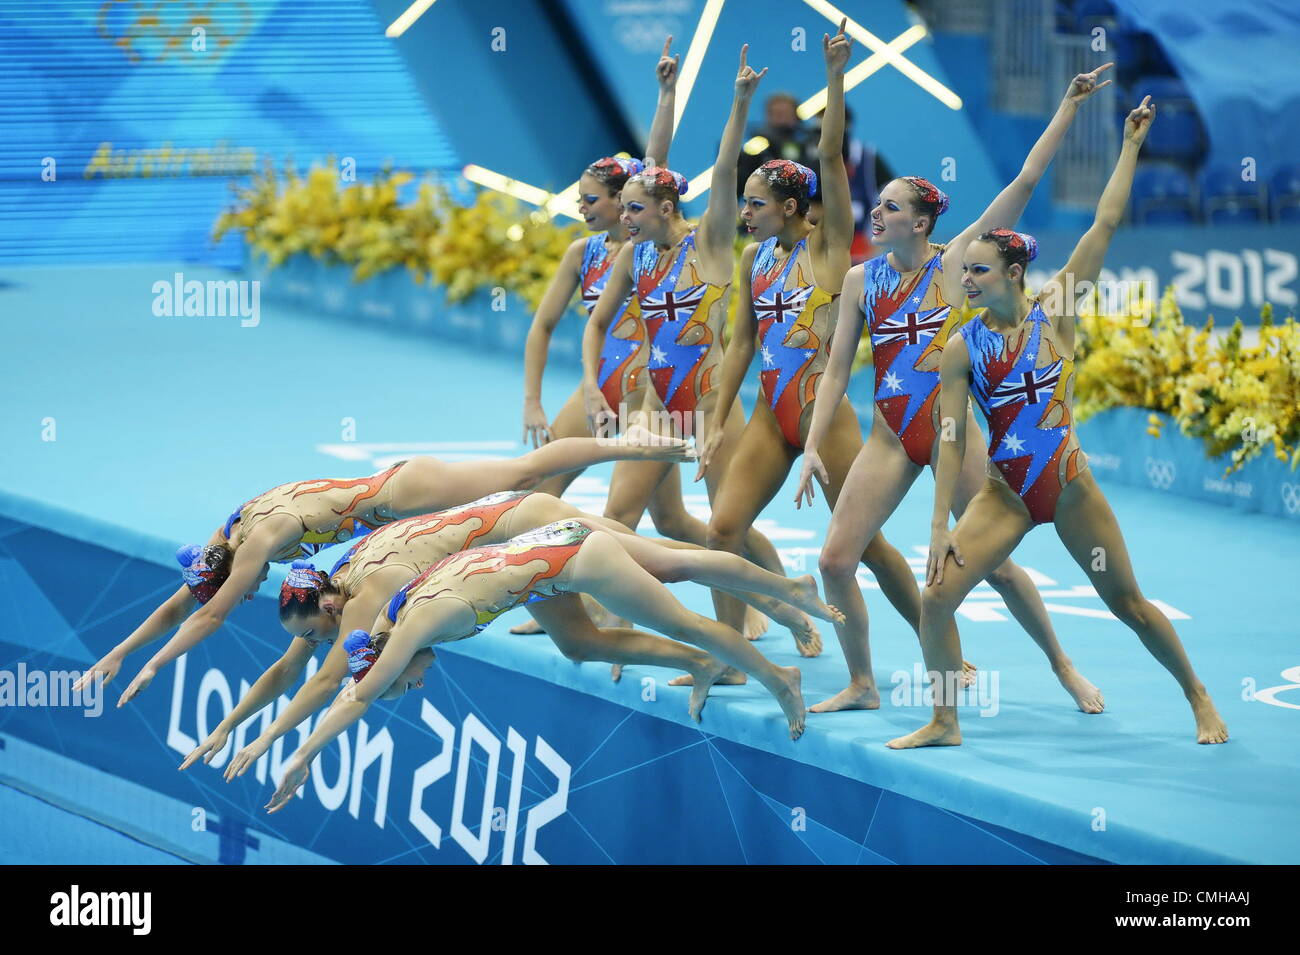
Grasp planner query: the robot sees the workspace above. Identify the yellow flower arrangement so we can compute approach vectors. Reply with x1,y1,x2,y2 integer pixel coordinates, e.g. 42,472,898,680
1075,288,1300,473
213,160,581,312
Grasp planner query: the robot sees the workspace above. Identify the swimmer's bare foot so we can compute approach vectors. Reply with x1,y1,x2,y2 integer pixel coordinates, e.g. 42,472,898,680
1054,663,1104,714
753,595,824,657
960,659,977,688
509,618,546,635
1190,690,1228,744
669,666,747,687
788,615,823,657
886,716,961,749
621,425,694,462
771,666,806,740
808,681,880,713
742,607,769,641
787,574,843,626
684,656,730,722
611,664,622,682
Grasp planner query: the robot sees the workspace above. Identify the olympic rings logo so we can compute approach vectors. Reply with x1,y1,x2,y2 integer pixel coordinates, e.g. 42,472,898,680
96,0,253,64
1282,483,1300,516
1144,457,1176,490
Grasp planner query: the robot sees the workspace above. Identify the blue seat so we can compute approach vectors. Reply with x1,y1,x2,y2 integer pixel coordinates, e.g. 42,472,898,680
1271,162,1300,221
1131,164,1196,225
1201,165,1265,224
1073,0,1116,19
1207,204,1263,226
1142,102,1205,163
1136,75,1191,102
1142,206,1196,226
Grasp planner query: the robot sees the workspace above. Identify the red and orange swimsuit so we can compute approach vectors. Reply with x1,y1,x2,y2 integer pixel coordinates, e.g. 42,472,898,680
328,490,534,589
382,519,593,641
750,235,837,447
221,462,407,562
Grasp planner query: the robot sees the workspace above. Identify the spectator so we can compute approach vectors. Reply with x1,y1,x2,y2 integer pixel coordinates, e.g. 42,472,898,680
737,92,814,189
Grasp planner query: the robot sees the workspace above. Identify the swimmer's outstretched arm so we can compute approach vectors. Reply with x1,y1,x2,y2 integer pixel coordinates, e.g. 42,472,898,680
696,44,765,258
1044,97,1153,356
940,62,1113,295
74,584,197,693
179,637,316,771
580,243,637,430
116,536,275,707
522,239,588,447
266,628,429,813
644,35,680,169
223,632,354,782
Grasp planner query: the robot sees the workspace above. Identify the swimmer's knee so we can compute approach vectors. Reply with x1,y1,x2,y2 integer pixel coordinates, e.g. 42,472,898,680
557,641,596,664
647,500,696,541
1108,591,1151,631
602,505,641,531
983,561,1019,591
818,545,858,581
705,516,745,554
920,580,961,618
858,533,898,572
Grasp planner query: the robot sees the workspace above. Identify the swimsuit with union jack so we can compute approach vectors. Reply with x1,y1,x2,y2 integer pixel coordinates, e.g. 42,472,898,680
863,249,968,466
750,236,837,447
962,302,1085,524
633,230,728,417
582,233,646,411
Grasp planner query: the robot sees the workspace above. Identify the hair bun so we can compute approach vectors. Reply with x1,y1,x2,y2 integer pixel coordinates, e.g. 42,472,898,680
625,158,645,176
1019,232,1039,262
345,630,377,681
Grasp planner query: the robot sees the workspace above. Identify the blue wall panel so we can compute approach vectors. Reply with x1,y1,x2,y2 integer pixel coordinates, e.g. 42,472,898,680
0,1,459,266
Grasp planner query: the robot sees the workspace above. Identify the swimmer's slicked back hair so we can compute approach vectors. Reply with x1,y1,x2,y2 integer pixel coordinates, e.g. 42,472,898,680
754,159,818,216
585,157,645,195
177,543,232,604
278,559,337,622
626,166,689,211
977,228,1039,287
896,176,950,236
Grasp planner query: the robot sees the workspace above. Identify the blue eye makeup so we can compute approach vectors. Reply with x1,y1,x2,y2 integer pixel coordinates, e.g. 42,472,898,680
583,195,599,204
627,202,645,213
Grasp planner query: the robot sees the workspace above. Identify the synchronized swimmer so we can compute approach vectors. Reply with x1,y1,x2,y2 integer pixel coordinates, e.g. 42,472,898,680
81,29,1228,824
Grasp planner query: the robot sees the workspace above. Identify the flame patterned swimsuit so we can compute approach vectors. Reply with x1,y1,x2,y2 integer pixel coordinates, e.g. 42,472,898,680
863,249,968,466
220,462,407,562
633,230,729,419
962,302,1086,524
382,519,593,641
583,233,646,413
750,236,837,447
329,490,535,592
